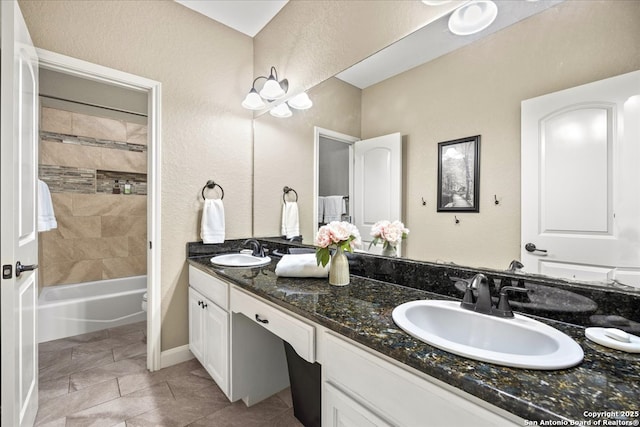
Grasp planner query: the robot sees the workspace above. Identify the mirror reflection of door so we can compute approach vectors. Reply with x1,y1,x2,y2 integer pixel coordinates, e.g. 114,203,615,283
521,70,640,287
314,128,402,255
354,133,403,255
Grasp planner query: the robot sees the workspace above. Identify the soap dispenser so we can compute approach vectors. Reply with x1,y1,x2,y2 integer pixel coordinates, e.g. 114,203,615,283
112,179,121,194
124,180,132,195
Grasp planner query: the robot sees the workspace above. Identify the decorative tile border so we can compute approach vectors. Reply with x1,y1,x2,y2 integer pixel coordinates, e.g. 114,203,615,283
40,165,96,193
41,131,147,153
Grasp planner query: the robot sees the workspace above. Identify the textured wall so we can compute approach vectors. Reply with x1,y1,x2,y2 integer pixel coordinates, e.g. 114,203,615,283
20,0,253,351
253,77,361,243
251,0,461,244
253,0,460,99
360,0,640,269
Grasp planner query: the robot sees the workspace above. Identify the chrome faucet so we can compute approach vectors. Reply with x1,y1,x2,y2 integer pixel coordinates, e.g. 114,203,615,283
507,260,524,273
243,239,265,257
471,274,493,315
461,273,530,318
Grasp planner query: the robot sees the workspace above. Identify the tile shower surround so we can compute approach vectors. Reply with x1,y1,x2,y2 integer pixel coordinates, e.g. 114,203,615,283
39,107,148,286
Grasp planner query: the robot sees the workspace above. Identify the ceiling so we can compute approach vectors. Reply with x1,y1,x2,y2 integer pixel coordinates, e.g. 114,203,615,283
175,0,564,89
175,0,288,37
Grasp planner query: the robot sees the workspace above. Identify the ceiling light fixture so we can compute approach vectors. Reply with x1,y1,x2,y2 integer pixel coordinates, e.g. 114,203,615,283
448,0,498,36
241,66,289,110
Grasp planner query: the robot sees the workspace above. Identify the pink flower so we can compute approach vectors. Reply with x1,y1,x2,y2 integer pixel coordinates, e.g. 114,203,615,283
315,226,333,248
315,221,361,249
370,220,409,247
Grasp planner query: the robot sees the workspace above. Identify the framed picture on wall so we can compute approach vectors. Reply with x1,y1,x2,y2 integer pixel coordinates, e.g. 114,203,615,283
437,135,480,212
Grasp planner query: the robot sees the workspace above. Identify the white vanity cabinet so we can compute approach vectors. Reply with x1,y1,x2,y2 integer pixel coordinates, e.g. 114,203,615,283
188,266,230,398
322,332,521,427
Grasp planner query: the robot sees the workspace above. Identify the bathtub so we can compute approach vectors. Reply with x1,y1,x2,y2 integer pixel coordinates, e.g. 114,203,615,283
38,275,147,343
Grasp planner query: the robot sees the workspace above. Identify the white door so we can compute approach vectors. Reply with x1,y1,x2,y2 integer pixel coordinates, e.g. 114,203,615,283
354,133,402,254
1,1,40,425
521,70,640,286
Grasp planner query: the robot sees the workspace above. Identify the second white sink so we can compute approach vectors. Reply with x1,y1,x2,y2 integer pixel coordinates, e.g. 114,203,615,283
392,300,584,370
210,253,271,268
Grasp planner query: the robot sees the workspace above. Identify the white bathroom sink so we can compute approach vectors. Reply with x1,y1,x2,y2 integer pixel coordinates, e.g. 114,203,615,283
210,253,271,268
392,300,584,370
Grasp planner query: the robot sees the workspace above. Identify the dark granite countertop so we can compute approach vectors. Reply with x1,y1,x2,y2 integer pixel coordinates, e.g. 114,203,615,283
187,247,640,424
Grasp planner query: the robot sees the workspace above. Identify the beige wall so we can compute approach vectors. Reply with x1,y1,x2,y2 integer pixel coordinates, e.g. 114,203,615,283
253,77,361,243
20,0,254,351
360,0,640,269
254,0,460,96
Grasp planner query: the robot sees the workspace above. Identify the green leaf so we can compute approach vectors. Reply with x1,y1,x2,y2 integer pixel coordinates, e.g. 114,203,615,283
316,248,331,267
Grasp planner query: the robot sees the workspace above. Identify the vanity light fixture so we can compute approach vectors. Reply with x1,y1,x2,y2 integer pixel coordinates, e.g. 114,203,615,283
448,0,498,36
270,102,293,118
241,66,289,110
287,92,313,110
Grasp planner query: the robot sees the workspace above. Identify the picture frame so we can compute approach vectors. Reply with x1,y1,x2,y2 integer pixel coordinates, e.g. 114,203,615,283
437,135,480,212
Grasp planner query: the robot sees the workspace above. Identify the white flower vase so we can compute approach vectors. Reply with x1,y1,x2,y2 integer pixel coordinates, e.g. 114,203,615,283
382,244,397,257
329,246,350,286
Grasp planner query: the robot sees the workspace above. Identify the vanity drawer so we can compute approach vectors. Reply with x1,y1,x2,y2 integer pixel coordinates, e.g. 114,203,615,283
188,265,228,310
230,287,315,363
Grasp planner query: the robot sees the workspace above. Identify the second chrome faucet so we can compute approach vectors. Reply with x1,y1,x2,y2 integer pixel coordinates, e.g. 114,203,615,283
460,273,529,318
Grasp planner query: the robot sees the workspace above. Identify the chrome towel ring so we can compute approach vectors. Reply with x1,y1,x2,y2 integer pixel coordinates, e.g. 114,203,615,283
202,180,224,200
283,186,298,203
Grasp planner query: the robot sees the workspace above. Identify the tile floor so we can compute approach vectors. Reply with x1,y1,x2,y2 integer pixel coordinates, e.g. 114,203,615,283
36,321,303,426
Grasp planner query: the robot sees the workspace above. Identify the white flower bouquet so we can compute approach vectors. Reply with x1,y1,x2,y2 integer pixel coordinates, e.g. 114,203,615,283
369,220,409,250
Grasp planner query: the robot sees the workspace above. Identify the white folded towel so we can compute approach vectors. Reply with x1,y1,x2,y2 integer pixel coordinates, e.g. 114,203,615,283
323,195,344,222
275,254,329,278
317,196,325,224
38,179,57,232
201,199,225,244
281,201,300,239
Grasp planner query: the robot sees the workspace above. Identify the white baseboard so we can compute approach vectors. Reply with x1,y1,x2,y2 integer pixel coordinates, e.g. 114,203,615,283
160,344,194,369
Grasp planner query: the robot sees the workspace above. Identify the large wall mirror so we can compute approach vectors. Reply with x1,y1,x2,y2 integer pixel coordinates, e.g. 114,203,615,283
253,0,640,288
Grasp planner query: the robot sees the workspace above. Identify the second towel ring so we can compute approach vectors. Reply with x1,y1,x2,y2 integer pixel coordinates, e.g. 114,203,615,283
283,186,298,202
202,180,224,200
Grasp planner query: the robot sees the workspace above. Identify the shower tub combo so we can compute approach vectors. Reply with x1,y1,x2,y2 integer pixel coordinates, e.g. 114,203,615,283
38,275,147,343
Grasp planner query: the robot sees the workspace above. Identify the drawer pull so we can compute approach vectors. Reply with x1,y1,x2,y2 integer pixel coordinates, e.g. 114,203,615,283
255,314,269,324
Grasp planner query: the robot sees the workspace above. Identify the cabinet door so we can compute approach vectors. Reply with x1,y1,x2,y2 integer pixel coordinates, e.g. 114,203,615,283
203,300,229,395
324,383,390,427
189,287,205,363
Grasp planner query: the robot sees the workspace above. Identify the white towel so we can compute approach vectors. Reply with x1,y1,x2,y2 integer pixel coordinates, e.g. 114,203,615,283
275,254,329,278
317,196,325,224
323,195,344,222
38,179,57,232
201,199,225,244
281,201,300,239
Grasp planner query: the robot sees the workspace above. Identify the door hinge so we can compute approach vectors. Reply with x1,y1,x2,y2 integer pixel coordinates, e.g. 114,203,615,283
2,264,13,279
149,241,152,250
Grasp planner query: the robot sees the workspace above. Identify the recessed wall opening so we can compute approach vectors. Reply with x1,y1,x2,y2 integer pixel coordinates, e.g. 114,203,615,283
37,67,151,342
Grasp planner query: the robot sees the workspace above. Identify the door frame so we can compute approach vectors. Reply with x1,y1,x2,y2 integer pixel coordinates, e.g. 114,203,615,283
36,49,163,371
313,127,359,233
